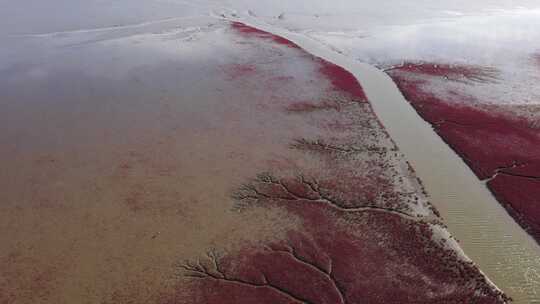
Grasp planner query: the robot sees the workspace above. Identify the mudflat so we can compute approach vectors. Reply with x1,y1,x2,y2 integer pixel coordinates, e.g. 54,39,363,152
0,20,506,303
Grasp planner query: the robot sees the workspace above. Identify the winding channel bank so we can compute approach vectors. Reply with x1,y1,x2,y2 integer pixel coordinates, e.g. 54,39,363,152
228,15,540,303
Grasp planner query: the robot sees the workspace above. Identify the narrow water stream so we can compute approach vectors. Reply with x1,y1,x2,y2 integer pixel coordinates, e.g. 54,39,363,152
234,16,540,303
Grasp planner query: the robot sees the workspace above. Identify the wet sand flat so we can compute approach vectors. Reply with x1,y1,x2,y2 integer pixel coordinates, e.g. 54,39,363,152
1,20,506,303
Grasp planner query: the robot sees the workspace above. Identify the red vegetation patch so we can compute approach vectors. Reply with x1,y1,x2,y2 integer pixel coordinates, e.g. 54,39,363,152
231,22,300,49
434,105,538,179
179,191,505,304
317,58,368,101
172,168,507,303
489,174,540,241
503,162,540,177
230,22,367,102
389,62,540,242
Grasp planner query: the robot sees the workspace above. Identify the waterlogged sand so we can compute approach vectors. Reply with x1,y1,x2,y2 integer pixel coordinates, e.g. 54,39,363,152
0,20,507,303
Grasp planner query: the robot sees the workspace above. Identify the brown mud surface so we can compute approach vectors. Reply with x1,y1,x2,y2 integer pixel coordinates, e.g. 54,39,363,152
388,62,540,243
0,23,506,303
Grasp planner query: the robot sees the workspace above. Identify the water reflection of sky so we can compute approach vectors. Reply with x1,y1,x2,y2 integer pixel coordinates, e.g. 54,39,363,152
309,9,540,66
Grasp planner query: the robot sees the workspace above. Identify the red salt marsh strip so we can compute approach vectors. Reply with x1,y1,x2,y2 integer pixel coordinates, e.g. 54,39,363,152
317,58,368,101
389,61,540,243
231,21,301,49
182,199,503,304
231,22,367,102
489,173,540,241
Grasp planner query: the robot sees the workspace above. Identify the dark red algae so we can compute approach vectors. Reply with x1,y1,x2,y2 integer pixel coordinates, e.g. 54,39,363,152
388,61,540,243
